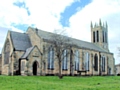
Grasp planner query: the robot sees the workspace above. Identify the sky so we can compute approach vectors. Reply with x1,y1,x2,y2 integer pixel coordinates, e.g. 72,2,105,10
0,0,120,64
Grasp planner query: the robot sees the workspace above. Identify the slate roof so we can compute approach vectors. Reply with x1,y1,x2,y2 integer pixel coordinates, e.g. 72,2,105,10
9,27,110,53
31,27,109,53
21,46,34,59
10,31,32,51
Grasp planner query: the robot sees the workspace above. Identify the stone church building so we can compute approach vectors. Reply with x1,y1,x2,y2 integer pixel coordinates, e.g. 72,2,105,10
0,20,115,76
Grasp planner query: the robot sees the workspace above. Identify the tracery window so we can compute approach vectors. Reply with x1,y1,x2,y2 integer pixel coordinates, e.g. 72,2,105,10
62,49,68,70
4,40,10,64
48,46,54,69
74,50,79,71
85,52,89,71
102,56,105,72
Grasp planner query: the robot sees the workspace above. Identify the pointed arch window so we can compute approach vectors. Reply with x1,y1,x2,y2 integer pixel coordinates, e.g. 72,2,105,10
85,52,89,71
62,49,68,70
48,46,54,69
94,54,98,71
105,32,107,43
102,31,104,42
97,31,99,42
102,56,105,72
93,31,95,42
74,50,79,71
4,39,10,64
104,31,106,42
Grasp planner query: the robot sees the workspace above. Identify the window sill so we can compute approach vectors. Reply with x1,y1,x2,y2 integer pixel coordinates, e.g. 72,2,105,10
74,70,79,71
48,68,54,70
62,69,68,71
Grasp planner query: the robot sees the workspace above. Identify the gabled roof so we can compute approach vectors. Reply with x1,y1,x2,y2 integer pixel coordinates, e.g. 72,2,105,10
10,31,32,51
21,46,34,59
31,27,109,53
21,45,41,59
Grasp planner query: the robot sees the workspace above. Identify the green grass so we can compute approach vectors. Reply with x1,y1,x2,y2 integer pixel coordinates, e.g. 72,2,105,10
0,76,120,90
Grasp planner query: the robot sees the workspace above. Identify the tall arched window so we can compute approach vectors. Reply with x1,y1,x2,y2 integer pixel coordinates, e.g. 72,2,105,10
74,50,79,71
85,52,89,71
102,56,105,72
4,39,10,64
48,46,54,69
105,32,107,43
62,49,67,70
93,31,95,42
103,31,104,42
94,54,98,71
97,31,99,42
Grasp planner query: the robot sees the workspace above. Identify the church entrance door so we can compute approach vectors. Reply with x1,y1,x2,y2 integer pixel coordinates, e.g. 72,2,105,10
33,61,38,75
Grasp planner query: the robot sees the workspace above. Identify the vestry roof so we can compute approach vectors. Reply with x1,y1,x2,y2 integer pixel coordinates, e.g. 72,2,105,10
21,46,34,59
10,31,32,51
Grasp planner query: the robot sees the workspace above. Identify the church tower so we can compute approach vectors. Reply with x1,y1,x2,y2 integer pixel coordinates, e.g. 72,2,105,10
91,19,109,51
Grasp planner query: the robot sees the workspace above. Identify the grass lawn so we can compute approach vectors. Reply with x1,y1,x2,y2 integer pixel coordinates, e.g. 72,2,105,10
0,75,120,90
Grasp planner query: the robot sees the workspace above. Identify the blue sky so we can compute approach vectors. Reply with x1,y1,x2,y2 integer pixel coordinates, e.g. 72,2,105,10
0,0,120,64
60,0,91,27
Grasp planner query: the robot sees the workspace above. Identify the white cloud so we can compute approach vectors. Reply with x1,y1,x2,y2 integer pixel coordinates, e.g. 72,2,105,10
0,0,29,26
67,0,120,64
23,0,75,31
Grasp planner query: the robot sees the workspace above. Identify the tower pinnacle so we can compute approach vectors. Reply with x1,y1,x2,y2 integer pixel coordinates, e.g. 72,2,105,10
91,21,93,28
99,19,102,26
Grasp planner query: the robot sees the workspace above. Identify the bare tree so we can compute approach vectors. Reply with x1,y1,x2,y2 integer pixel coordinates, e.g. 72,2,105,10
42,30,73,78
43,30,82,78
51,30,72,78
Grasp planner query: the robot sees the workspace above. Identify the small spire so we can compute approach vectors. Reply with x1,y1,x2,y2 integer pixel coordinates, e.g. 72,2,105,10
99,18,102,26
91,21,93,28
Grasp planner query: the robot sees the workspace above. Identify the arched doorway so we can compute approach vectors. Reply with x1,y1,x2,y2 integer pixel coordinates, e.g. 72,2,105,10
33,61,38,75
